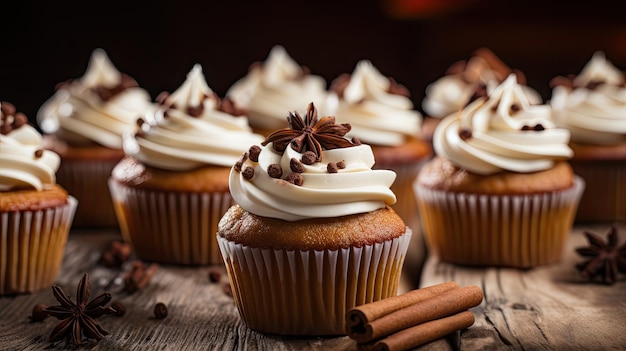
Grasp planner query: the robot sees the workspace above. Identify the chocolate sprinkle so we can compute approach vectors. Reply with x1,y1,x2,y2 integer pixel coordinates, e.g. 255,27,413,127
290,158,305,173
242,166,255,180
285,172,303,186
248,145,261,162
267,164,283,178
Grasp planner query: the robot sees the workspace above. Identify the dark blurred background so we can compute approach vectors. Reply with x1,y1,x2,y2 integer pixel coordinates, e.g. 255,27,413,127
3,0,626,125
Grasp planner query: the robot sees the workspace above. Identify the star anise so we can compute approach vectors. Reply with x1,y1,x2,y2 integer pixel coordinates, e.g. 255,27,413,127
261,102,354,162
44,273,117,346
575,226,626,284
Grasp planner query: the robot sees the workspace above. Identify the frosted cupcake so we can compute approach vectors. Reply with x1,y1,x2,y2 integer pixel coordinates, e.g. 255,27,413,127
109,64,264,265
415,74,584,268
218,102,412,335
328,60,431,236
37,48,154,228
1,101,77,295
421,48,541,142
225,45,328,136
550,51,626,222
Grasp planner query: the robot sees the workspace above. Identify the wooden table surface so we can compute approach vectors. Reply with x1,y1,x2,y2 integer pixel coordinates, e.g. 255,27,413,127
1,222,625,351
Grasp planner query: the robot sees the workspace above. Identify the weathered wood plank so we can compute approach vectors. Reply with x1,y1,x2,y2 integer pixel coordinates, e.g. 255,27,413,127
420,222,626,351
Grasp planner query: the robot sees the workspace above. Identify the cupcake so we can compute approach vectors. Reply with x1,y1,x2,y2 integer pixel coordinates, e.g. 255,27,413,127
415,74,584,268
550,51,626,222
225,45,329,136
218,102,412,336
109,64,264,265
0,101,77,295
37,48,154,228
328,60,431,236
421,48,541,142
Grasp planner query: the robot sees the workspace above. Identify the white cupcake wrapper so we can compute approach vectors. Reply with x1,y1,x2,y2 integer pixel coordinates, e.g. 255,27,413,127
218,229,412,336
109,179,232,265
0,196,77,295
57,159,119,227
415,177,585,268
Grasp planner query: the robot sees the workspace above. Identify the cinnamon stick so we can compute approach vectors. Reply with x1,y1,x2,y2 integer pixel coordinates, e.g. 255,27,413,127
362,311,475,351
350,285,483,343
346,281,459,335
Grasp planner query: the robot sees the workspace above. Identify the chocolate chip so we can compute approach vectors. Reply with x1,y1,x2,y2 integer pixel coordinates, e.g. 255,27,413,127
208,268,222,283
267,164,283,178
327,162,339,173
301,151,317,165
110,301,126,317
187,104,204,117
153,302,168,319
534,124,545,131
290,158,305,173
248,145,261,162
34,149,44,158
521,125,532,131
458,128,472,141
510,104,520,113
337,160,346,169
285,172,303,186
242,166,255,180
234,152,248,172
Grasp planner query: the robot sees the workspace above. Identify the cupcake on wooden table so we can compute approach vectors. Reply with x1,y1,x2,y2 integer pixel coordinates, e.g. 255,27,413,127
550,51,626,222
1,102,77,295
109,64,264,265
218,102,412,335
37,48,154,228
328,60,431,247
421,48,541,143
225,45,329,136
415,74,584,268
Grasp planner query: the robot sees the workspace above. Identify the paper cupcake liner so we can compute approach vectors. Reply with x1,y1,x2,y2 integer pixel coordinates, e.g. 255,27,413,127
415,177,584,268
57,159,119,228
109,179,233,265
0,197,77,295
218,229,412,336
570,160,626,222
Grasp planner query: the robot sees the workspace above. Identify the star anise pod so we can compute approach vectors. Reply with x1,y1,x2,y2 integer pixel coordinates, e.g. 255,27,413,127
261,102,354,162
44,273,117,346
575,226,626,284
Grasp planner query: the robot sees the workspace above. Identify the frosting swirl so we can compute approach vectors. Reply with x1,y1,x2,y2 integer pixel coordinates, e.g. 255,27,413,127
550,51,626,145
422,48,541,119
225,45,328,131
1,102,60,191
230,103,397,221
125,64,264,171
37,48,154,149
328,60,422,146
434,74,573,175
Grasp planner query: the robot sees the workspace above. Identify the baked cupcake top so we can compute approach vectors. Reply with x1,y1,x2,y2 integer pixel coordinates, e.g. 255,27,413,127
328,60,422,146
1,101,60,191
434,74,573,175
229,102,397,221
422,48,541,119
123,64,264,171
37,48,154,149
550,51,626,145
225,45,328,132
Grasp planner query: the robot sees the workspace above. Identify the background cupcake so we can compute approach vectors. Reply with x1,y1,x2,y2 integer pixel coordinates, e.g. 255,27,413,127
225,45,329,136
109,64,264,265
37,48,154,228
0,101,77,295
415,74,584,268
218,102,411,336
328,60,431,264
550,51,626,222
421,48,541,142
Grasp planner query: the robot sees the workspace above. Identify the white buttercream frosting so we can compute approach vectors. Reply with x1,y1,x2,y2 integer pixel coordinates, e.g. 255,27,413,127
225,45,328,131
434,74,573,175
1,103,60,191
124,64,264,171
37,48,154,149
328,60,422,146
423,51,541,118
550,51,626,145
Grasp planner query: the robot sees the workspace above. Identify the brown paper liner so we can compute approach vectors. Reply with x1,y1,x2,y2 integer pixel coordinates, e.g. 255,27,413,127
570,160,626,222
415,177,584,268
56,159,119,228
0,197,77,295
109,179,232,265
218,229,412,336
